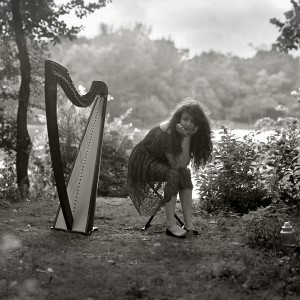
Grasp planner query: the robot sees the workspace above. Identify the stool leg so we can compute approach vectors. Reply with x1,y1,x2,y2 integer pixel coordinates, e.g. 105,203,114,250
142,215,155,231
142,213,183,231
175,214,184,227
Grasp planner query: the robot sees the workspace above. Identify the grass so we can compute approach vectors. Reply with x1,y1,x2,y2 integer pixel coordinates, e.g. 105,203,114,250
1,198,300,300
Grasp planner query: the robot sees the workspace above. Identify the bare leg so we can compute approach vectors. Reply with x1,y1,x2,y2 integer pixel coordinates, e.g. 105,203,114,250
165,195,186,235
179,188,194,230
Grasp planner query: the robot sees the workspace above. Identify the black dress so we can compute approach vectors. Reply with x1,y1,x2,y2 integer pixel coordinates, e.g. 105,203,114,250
127,125,193,216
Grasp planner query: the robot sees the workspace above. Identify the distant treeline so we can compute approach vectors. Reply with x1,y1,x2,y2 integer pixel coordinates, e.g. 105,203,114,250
49,24,300,128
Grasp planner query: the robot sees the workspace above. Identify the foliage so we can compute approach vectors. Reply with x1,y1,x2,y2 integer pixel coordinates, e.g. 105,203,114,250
0,154,20,203
0,0,110,200
270,0,300,53
0,0,110,106
98,110,134,197
29,128,57,201
0,0,109,45
49,28,299,128
0,107,17,154
262,118,300,209
0,108,19,203
0,96,134,201
196,118,300,215
0,0,110,101
195,127,270,214
57,101,91,178
0,112,56,202
56,100,134,197
50,24,187,128
242,207,287,251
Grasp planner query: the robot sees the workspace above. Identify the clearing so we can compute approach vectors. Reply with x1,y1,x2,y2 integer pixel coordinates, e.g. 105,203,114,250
0,197,299,300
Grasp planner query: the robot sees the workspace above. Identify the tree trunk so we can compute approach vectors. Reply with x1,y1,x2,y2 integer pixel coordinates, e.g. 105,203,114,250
12,0,32,200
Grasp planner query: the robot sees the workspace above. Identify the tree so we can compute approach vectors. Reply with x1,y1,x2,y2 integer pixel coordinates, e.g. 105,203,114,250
0,0,109,200
270,0,300,53
270,0,300,116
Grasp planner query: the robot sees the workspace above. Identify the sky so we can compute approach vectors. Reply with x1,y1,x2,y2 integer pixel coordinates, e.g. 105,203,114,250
61,0,295,58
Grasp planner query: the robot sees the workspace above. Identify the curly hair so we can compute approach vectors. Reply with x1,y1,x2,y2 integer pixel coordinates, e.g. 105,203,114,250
167,98,213,170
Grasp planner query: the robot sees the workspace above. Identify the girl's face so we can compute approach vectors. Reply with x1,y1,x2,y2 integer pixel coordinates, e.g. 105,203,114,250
180,111,196,134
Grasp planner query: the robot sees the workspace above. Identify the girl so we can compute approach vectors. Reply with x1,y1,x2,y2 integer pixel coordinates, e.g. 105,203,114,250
127,99,213,238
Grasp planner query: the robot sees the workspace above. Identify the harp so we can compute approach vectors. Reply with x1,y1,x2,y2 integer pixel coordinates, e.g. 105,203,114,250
44,60,108,234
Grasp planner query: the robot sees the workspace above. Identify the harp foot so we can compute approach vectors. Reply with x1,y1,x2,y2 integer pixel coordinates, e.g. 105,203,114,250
50,226,99,235
85,226,99,235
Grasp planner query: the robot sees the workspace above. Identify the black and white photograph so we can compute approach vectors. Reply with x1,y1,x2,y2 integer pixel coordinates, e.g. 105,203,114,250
0,0,300,299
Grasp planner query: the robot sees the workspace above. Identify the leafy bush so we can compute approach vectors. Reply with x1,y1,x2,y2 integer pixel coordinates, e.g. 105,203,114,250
0,107,17,153
0,154,20,203
196,118,300,215
0,109,20,202
261,118,300,209
0,106,58,202
241,206,288,251
29,127,57,201
57,101,91,179
10,98,134,201
195,126,270,214
98,110,134,197
56,102,134,197
243,215,283,251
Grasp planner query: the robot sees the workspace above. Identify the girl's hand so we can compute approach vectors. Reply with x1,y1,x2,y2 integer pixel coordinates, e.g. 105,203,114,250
176,124,198,136
189,126,199,136
176,123,189,136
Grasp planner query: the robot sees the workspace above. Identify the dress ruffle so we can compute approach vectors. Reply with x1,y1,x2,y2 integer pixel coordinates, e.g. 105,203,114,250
127,126,193,216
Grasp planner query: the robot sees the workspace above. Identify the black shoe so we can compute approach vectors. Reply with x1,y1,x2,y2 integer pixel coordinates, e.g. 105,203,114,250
183,227,199,235
166,229,186,239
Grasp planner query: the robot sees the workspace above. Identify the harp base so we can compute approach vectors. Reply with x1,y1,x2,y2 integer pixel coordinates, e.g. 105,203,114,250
51,226,99,236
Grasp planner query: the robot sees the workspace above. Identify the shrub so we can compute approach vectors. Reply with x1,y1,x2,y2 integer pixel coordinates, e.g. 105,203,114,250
195,126,270,214
57,101,90,179
98,110,134,197
29,127,57,201
261,118,300,210
22,98,135,200
241,206,288,251
55,102,134,197
0,109,20,202
0,154,20,203
0,107,17,153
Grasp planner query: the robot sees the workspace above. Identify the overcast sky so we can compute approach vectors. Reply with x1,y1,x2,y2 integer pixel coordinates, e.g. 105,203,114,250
63,0,294,58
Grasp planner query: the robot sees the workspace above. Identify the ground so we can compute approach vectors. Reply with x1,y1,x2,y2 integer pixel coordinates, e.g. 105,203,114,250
0,197,299,300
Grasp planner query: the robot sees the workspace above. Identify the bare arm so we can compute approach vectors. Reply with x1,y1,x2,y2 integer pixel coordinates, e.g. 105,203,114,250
160,121,181,169
179,137,191,167
166,153,181,169
165,137,191,169
160,121,191,169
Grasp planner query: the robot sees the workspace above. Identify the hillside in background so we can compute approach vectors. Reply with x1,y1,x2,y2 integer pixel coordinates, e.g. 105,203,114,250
6,24,299,129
